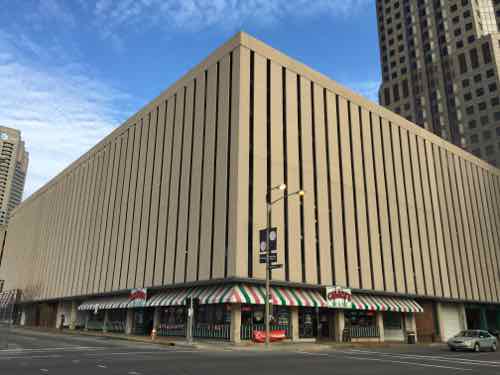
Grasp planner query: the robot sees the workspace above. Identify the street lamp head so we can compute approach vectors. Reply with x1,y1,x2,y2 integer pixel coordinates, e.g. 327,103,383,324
279,183,287,191
298,190,305,197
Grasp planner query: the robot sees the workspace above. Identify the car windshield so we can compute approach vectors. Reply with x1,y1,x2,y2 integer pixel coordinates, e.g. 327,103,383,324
457,330,478,337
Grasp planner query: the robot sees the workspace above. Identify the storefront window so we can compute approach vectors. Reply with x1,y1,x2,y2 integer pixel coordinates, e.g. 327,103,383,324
195,304,230,325
383,312,402,329
345,310,376,327
299,307,317,338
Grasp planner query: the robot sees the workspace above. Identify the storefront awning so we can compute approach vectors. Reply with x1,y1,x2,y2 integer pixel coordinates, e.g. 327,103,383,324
147,284,327,308
351,294,423,313
78,297,131,311
0,290,18,307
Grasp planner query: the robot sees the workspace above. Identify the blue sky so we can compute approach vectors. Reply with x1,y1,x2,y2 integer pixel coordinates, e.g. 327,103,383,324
0,0,380,197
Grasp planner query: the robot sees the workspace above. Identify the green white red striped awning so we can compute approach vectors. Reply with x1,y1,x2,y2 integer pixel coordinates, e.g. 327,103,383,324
78,297,131,311
0,290,17,307
147,284,327,308
351,294,423,313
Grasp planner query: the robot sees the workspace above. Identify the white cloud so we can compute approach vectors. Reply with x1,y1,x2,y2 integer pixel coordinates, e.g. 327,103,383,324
0,31,134,198
92,0,373,40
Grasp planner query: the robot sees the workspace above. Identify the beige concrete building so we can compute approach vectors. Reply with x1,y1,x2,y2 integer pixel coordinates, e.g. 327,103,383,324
1,32,500,343
377,0,500,167
0,126,28,225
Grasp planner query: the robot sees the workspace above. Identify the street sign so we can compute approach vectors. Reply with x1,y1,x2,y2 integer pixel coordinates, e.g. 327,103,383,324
259,227,277,252
269,264,283,270
260,253,277,264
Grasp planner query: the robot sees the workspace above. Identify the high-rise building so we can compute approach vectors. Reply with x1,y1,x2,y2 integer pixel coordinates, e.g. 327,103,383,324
377,0,500,166
0,126,29,225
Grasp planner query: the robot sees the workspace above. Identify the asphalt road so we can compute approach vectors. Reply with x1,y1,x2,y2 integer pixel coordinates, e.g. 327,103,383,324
1,328,500,374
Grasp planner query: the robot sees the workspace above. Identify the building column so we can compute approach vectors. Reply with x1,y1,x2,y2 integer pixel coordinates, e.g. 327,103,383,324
376,312,385,343
84,312,89,331
125,309,134,335
458,304,467,331
480,307,488,330
103,310,109,333
435,302,445,342
153,307,161,331
230,304,241,344
404,313,418,343
290,306,300,341
69,301,77,330
334,310,345,342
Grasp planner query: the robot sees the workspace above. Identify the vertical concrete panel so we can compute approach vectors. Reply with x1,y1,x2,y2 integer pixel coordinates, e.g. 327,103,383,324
251,53,267,281
313,84,332,285
392,126,414,294
440,149,465,299
361,109,383,291
338,97,357,288
400,128,424,295
101,139,122,292
372,115,394,292
62,166,84,297
285,71,302,283
472,166,496,301
464,161,488,301
55,172,78,297
227,47,246,279
185,73,206,282
107,135,127,292
425,142,450,298
145,104,166,287
175,80,195,283
90,145,112,293
212,55,231,280
269,61,286,281
135,112,156,287
325,92,346,287
418,137,442,296
78,155,101,295
128,117,149,289
165,88,185,284
478,169,499,301
120,126,139,289
198,64,218,281
382,120,404,293
485,173,500,300
453,155,478,300
408,133,432,296
154,97,176,286
300,77,318,285
432,145,456,298
113,129,133,291
349,103,371,290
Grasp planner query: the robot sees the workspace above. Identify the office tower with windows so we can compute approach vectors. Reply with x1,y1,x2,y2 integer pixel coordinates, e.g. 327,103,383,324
0,126,29,225
377,0,500,165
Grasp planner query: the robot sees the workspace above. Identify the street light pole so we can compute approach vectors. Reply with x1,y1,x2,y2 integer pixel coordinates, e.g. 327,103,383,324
264,185,303,349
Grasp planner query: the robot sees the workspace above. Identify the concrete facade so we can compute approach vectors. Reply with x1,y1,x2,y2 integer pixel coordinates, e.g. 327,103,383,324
1,32,500,342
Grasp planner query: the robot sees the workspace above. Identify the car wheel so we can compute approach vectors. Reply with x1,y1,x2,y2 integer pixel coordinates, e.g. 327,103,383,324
451,347,456,351
474,343,480,352
491,342,497,352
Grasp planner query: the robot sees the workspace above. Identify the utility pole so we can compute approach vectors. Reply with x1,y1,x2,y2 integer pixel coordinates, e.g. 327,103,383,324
264,185,304,349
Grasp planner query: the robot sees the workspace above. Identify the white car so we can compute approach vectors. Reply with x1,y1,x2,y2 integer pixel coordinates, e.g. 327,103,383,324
447,330,497,352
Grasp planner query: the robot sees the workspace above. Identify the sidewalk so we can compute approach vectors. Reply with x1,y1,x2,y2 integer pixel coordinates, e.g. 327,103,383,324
11,326,447,352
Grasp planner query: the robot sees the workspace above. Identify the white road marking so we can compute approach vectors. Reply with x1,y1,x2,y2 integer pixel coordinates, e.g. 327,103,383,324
72,359,80,364
40,369,49,372
347,349,500,367
97,364,107,368
128,372,141,375
84,350,198,357
344,355,473,371
0,346,106,353
0,354,62,361
295,351,330,357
